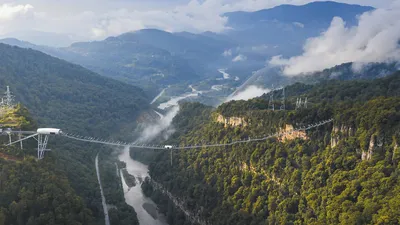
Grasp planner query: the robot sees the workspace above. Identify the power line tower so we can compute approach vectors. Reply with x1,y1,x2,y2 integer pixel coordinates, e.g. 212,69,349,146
295,97,308,110
268,85,275,111
4,86,15,108
296,98,302,110
304,97,308,109
280,87,285,110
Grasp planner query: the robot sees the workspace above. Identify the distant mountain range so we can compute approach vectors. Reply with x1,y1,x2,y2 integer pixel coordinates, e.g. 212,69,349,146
0,30,233,96
225,1,372,30
0,1,377,97
221,1,373,58
0,30,77,47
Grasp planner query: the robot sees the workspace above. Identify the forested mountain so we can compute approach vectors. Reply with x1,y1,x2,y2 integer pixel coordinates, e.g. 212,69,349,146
306,62,400,81
0,43,149,224
240,62,399,95
142,71,400,225
0,30,233,95
0,43,149,136
117,29,233,68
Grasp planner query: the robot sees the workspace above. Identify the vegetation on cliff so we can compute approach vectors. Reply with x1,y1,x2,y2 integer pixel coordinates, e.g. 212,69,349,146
144,71,400,225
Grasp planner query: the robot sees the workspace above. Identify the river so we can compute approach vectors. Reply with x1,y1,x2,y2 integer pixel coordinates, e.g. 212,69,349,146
157,85,203,110
151,88,166,104
118,147,168,225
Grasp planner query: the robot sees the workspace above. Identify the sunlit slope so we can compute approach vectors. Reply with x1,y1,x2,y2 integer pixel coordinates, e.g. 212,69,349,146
145,71,400,225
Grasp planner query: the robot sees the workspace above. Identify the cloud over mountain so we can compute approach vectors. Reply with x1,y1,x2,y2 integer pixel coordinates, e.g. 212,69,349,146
226,85,270,102
269,3,400,75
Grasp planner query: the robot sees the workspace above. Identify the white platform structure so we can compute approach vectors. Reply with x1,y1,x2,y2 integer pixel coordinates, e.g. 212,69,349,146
7,128,62,159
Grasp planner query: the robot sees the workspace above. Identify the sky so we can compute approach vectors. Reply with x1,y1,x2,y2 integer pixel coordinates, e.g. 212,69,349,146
0,0,396,46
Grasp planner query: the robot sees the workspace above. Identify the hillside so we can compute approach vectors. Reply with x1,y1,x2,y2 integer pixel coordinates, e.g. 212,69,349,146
0,30,232,95
0,155,96,225
0,105,95,225
0,43,149,136
238,62,399,96
142,71,400,225
0,43,148,224
66,34,200,92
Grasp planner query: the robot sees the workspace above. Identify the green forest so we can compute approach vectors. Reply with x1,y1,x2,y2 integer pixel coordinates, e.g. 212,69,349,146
0,106,95,225
143,71,400,225
0,44,148,224
1,41,400,225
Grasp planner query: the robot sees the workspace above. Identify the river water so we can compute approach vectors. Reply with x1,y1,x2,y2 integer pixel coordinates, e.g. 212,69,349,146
118,147,168,225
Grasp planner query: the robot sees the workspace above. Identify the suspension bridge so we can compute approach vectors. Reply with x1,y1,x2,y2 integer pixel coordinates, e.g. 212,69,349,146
4,119,334,159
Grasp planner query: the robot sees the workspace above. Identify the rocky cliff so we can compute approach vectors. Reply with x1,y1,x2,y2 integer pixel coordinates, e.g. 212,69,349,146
216,114,248,128
278,124,308,142
330,125,355,148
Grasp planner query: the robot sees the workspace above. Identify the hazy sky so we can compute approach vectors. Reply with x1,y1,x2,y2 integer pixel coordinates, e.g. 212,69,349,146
0,0,397,45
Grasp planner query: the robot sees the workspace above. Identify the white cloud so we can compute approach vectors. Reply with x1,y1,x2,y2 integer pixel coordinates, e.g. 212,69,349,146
269,5,400,75
226,85,270,101
0,3,33,21
137,106,179,143
232,54,247,62
222,49,232,57
251,44,269,52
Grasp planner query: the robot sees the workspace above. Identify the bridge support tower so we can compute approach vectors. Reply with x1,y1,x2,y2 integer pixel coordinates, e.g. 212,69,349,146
37,134,50,160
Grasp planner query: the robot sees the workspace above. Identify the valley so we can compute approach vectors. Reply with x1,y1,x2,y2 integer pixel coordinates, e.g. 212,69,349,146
0,1,399,225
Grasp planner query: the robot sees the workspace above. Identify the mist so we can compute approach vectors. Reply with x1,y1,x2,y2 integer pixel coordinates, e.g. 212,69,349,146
269,5,400,75
225,85,270,102
136,106,179,143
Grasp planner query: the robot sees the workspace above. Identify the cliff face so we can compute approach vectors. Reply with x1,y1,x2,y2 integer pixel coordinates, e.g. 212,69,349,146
279,124,308,142
216,114,248,128
362,136,375,161
216,114,308,142
331,125,355,148
330,124,387,161
394,141,399,162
